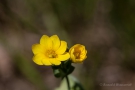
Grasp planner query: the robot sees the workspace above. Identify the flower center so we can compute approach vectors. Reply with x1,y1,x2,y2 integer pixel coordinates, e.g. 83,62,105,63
46,50,57,58
74,51,81,59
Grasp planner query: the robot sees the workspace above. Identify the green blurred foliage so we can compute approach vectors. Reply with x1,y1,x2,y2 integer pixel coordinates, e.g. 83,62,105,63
13,53,47,90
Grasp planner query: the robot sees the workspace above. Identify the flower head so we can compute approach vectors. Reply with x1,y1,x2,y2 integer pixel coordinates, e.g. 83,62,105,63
69,44,87,63
32,35,70,66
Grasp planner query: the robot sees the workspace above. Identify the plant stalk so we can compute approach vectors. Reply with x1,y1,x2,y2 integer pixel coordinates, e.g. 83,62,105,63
65,75,70,90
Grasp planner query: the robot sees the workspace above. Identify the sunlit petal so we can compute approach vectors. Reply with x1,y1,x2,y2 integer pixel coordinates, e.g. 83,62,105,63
50,35,60,50
33,54,52,65
56,41,67,54
70,48,76,62
33,54,43,65
40,35,53,49
40,35,49,46
32,44,45,54
57,52,70,61
49,59,61,65
42,58,52,66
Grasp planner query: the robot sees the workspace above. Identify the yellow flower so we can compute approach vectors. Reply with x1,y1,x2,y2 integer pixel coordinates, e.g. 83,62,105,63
69,44,87,63
32,35,70,66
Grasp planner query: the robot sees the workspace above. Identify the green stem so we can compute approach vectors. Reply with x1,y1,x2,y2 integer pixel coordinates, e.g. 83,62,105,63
65,75,70,90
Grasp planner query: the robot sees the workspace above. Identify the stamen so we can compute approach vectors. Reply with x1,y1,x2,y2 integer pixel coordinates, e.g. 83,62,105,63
46,50,57,58
74,51,81,59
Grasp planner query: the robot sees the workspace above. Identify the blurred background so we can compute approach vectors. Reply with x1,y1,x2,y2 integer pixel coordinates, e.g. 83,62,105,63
0,0,135,90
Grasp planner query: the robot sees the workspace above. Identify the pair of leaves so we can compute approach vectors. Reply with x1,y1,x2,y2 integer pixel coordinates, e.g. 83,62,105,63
52,60,75,78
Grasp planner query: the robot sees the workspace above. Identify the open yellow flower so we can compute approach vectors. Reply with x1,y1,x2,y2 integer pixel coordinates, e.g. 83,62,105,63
69,44,87,63
32,35,70,66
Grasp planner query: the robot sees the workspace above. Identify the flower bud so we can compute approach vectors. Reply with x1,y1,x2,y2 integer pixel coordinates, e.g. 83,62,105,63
69,44,87,63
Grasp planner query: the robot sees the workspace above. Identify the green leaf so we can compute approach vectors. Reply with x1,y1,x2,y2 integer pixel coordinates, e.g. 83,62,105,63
63,60,72,68
52,60,75,78
53,68,61,78
67,65,75,75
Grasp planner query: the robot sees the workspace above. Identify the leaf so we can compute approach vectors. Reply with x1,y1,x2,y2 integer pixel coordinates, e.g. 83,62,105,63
67,65,75,75
53,68,61,78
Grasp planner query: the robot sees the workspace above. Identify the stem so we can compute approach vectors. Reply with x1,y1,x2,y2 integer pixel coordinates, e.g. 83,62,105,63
65,75,70,90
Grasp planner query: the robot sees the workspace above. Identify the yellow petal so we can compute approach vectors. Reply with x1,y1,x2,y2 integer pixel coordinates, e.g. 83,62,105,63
40,35,49,45
81,46,86,53
75,59,82,63
69,46,73,53
49,59,61,65
82,56,87,61
42,58,52,66
70,49,76,62
57,52,70,61
32,54,44,65
40,35,53,49
47,38,53,49
81,50,87,58
50,35,60,50
32,44,45,54
33,54,51,65
73,44,80,48
56,41,67,54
